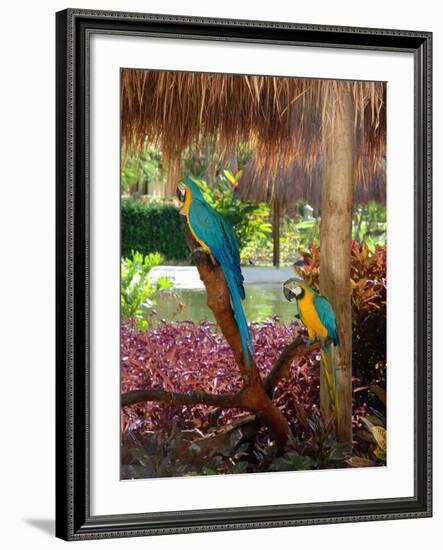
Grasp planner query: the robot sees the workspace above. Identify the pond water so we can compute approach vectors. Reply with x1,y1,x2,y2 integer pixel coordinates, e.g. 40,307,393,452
154,283,296,325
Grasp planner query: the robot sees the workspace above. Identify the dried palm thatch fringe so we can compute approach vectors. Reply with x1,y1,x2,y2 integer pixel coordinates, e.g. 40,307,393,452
239,155,386,208
121,69,386,196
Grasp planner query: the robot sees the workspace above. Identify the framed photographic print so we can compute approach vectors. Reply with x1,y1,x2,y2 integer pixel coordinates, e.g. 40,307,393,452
55,8,432,541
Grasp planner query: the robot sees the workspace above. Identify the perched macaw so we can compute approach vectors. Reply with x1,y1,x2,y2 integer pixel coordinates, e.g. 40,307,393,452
283,277,339,420
177,176,254,368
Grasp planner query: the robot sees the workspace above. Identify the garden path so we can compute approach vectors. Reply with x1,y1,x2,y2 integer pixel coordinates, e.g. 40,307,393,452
150,265,294,289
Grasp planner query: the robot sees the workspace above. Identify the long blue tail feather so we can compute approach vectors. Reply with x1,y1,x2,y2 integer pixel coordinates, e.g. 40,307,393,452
222,267,254,369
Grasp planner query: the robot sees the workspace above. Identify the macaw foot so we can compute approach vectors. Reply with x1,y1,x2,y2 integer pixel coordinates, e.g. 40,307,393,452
191,247,217,266
322,338,332,350
319,337,334,350
190,247,208,266
191,246,208,256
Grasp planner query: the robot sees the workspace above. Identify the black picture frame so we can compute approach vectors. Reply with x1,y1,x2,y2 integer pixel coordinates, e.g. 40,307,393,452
55,8,432,541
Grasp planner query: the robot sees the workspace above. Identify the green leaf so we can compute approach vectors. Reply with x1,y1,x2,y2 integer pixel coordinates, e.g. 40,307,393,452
369,385,386,406
223,170,236,184
270,452,307,472
327,446,347,461
231,461,248,474
121,250,174,325
201,467,218,475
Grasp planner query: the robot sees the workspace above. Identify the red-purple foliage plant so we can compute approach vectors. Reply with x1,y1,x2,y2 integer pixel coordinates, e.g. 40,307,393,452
121,318,369,445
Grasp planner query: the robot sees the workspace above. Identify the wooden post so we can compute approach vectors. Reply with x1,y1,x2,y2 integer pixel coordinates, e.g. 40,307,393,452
165,157,181,198
272,195,281,268
319,83,354,450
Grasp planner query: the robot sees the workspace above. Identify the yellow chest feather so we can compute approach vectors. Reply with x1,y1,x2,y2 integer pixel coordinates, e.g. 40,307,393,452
298,293,328,339
183,189,211,254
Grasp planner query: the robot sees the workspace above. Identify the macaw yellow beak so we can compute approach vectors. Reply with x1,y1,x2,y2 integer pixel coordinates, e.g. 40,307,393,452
176,183,186,203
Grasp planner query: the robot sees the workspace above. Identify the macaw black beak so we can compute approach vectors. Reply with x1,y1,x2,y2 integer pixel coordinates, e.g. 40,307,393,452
176,184,186,203
283,286,297,302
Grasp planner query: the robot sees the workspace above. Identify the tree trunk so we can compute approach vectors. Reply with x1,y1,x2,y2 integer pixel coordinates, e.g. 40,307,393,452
272,196,281,267
319,84,354,450
165,157,181,198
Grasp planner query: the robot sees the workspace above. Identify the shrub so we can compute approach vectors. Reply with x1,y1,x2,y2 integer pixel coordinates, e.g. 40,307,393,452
121,198,189,261
121,251,173,329
296,242,386,386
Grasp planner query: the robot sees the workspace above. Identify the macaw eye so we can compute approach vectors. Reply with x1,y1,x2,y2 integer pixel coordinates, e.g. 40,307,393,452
294,286,303,297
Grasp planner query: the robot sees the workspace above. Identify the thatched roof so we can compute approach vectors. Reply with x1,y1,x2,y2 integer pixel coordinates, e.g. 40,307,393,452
239,155,386,208
121,69,386,196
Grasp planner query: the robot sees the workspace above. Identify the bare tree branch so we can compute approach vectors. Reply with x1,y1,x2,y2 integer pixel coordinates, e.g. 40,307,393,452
264,337,322,396
122,388,246,408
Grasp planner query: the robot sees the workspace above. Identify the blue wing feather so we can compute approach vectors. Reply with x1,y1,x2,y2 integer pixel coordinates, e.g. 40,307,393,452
313,293,339,346
188,200,242,280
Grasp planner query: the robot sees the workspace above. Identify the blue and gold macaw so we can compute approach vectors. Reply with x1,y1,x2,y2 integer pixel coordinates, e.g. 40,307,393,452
177,176,254,368
283,277,339,421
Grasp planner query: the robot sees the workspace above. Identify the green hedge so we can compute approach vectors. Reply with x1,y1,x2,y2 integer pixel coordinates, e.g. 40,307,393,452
121,198,189,261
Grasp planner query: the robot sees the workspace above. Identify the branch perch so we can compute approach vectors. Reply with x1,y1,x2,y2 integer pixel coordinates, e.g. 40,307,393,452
264,337,322,396
122,388,246,408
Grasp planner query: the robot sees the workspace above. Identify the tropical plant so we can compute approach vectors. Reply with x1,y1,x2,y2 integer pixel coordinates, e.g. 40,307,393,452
353,201,387,246
350,384,386,467
241,216,320,266
121,251,173,329
121,142,165,193
194,170,272,250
